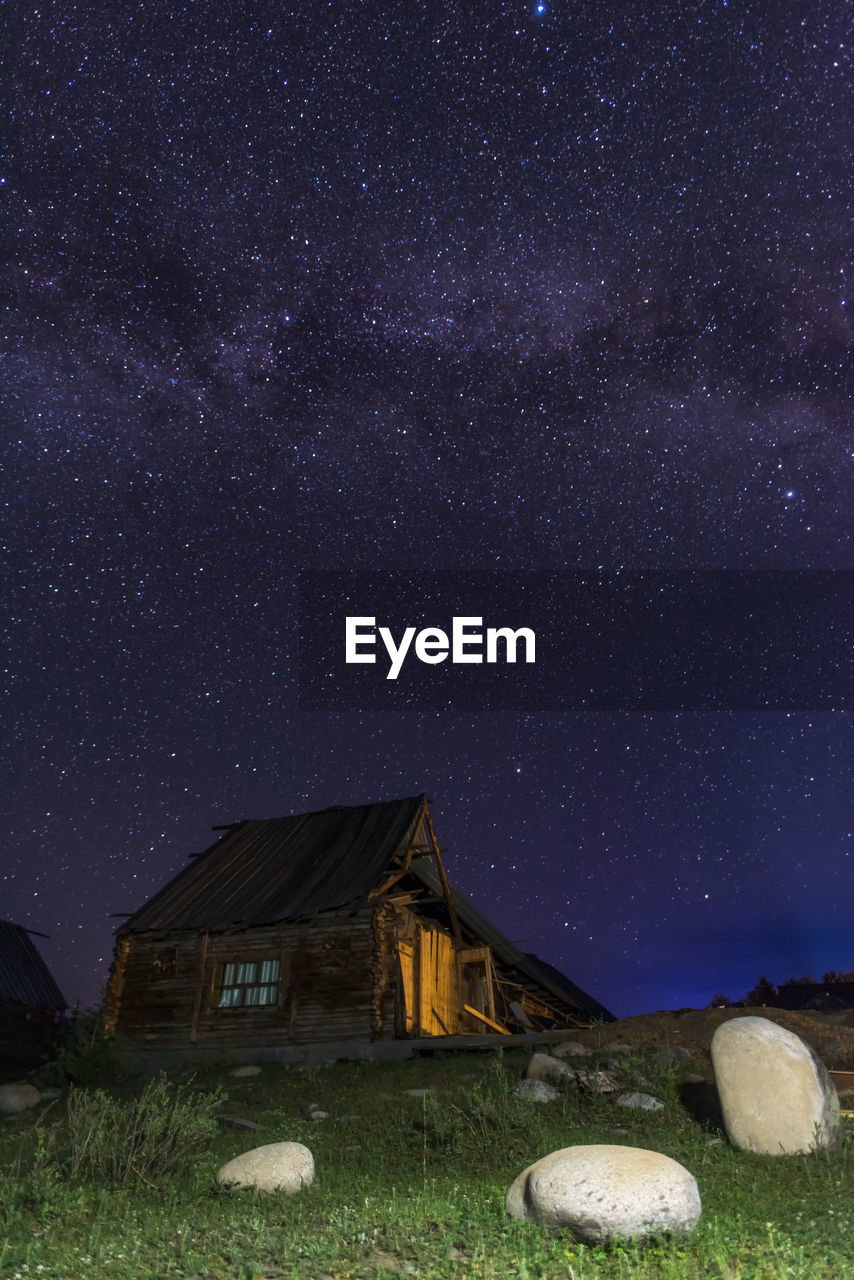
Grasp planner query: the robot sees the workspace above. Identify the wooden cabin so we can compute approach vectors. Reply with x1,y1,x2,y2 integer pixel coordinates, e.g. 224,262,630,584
0,921,67,1079
105,796,613,1058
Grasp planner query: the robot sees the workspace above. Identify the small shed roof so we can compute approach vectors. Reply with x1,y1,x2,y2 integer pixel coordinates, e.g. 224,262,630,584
0,921,67,1012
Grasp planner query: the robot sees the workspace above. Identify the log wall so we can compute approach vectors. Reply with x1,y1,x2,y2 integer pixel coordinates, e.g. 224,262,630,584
111,906,384,1050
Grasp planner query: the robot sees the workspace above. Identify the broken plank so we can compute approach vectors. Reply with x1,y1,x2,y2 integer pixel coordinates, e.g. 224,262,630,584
463,1003,510,1035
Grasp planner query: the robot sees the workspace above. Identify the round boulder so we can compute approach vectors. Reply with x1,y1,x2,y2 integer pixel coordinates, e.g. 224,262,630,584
217,1141,314,1194
526,1052,576,1085
506,1144,701,1244
551,1041,592,1059
711,1017,839,1155
617,1092,665,1111
514,1079,559,1103
0,1083,41,1114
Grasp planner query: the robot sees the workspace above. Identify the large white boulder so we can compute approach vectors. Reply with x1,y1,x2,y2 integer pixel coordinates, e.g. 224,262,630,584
217,1141,314,1193
711,1017,839,1155
506,1144,701,1244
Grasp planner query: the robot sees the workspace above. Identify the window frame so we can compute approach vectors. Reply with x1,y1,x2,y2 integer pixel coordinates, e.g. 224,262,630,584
210,955,283,1011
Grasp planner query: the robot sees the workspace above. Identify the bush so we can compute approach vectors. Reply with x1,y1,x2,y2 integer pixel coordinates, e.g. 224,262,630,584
33,1074,224,1188
32,1001,127,1090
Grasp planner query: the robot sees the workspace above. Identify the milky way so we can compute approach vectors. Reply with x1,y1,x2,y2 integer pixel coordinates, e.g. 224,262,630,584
4,0,852,1016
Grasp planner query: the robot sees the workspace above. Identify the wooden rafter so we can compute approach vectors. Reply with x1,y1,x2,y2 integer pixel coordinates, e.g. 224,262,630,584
369,826,431,900
422,801,463,945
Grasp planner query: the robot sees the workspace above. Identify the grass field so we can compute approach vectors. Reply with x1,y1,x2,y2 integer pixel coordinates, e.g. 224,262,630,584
1,1045,852,1280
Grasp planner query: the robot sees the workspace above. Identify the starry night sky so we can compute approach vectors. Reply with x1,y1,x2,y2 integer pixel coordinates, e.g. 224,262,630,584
5,0,852,1018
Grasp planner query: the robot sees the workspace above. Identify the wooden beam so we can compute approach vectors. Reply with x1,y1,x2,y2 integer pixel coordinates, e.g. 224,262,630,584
422,802,462,945
189,931,209,1043
367,868,412,900
463,1003,510,1035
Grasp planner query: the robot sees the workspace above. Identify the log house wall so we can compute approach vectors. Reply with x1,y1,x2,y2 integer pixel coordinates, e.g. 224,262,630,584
111,905,385,1049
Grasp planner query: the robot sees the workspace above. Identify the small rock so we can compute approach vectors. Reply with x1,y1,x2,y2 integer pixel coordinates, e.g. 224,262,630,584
657,1046,693,1064
217,1141,314,1194
514,1079,559,1103
526,1052,576,1085
711,1017,840,1155
606,1043,635,1055
335,1114,362,1124
617,1092,665,1111
229,1065,262,1078
506,1144,701,1244
575,1068,620,1094
404,1088,433,1098
551,1041,592,1058
0,1083,40,1114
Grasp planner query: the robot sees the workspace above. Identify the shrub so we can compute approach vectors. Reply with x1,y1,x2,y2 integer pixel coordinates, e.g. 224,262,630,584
31,1000,127,1090
33,1074,224,1188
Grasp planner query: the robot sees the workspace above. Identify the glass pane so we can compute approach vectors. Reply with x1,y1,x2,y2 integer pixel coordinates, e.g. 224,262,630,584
237,961,257,985
259,985,276,1004
244,985,260,1006
222,963,235,986
260,959,280,983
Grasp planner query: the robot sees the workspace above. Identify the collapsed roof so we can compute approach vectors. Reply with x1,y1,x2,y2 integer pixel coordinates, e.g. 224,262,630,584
118,794,613,1024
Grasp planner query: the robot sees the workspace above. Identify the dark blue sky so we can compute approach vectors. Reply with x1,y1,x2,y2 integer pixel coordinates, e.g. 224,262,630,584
5,0,852,1018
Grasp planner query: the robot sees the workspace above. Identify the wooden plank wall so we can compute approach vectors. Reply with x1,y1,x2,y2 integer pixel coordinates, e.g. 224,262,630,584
112,907,382,1049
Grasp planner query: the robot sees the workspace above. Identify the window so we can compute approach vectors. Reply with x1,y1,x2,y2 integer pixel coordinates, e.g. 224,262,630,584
217,958,280,1008
150,948,179,980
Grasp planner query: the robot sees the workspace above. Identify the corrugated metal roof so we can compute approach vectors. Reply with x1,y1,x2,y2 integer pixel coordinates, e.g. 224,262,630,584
409,859,615,1022
119,795,427,933
0,922,67,1012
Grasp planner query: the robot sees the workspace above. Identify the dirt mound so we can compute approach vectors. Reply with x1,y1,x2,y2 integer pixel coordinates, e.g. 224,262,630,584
561,1007,854,1070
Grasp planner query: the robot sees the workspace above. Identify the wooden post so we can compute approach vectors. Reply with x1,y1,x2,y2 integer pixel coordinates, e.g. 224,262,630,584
422,802,463,945
189,932,209,1043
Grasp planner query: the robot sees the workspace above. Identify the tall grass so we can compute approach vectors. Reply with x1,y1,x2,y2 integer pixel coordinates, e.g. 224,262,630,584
32,1073,224,1188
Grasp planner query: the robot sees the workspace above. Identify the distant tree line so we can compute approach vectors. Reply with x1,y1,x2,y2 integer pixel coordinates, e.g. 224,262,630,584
708,969,854,1008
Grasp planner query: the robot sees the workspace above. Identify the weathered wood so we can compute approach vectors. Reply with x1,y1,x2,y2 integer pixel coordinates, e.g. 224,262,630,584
108,798,596,1054
217,1114,266,1131
463,1004,510,1034
422,804,462,945
103,936,130,1036
189,933,208,1043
